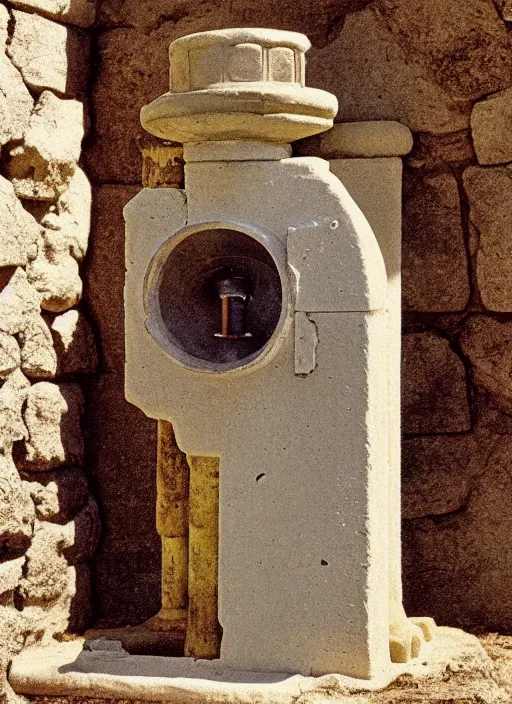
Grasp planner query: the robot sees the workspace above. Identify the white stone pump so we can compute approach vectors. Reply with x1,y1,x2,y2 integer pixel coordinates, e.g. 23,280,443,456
124,28,435,680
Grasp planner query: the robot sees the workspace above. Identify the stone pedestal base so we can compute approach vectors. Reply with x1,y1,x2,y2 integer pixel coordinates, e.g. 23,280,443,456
9,628,512,703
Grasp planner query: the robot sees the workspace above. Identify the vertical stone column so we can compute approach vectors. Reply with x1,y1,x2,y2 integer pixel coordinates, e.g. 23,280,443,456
138,136,190,635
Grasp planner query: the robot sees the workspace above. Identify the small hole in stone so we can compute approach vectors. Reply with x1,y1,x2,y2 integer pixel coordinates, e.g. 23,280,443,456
330,220,339,230
256,473,266,482
321,559,328,566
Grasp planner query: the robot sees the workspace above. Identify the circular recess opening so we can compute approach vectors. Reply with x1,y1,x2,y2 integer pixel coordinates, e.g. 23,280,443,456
154,228,283,369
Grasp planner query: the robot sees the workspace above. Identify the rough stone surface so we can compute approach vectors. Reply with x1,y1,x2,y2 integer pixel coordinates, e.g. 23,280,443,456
0,369,30,451
407,130,475,168
0,334,20,379
27,232,83,313
460,316,512,415
50,311,98,376
0,177,40,269
18,316,57,380
8,10,90,96
404,434,512,633
308,6,471,135
0,48,33,147
8,0,96,28
86,28,174,183
85,186,140,371
22,563,92,645
372,0,512,101
96,0,369,44
8,92,87,202
0,606,25,660
0,269,56,379
402,332,471,435
20,520,70,605
402,432,490,521
472,88,512,166
61,499,101,565
0,451,34,553
0,268,41,337
17,382,84,470
463,166,512,312
495,0,512,21
41,167,92,262
0,557,25,596
0,0,95,665
22,466,90,524
402,169,470,312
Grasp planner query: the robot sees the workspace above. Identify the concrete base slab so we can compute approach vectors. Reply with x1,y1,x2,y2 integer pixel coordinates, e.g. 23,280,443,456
9,628,510,703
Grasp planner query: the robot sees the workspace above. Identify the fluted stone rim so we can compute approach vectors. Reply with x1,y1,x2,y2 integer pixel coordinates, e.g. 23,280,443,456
169,28,311,54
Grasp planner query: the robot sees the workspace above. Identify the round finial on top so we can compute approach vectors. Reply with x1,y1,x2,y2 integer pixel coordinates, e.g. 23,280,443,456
140,28,338,145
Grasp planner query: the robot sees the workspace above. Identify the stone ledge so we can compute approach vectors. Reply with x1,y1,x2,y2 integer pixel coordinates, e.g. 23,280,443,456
295,121,413,159
9,628,511,703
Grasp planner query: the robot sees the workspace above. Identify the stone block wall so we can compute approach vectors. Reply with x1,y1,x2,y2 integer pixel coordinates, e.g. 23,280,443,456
85,0,512,636
0,0,99,700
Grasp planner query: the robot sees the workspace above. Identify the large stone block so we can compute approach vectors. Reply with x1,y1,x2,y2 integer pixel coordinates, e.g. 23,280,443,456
85,185,140,371
402,169,470,312
22,466,90,524
87,373,159,626
372,0,512,102
404,434,512,632
8,10,90,96
308,6,471,135
50,310,98,376
402,433,488,520
17,382,84,470
463,166,512,312
9,0,96,28
0,176,40,268
8,92,87,201
85,28,174,183
471,87,512,166
460,315,512,415
97,0,368,46
402,332,471,435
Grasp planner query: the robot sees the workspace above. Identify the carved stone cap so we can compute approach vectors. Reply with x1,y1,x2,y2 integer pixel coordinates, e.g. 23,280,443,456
140,28,338,144
168,28,310,92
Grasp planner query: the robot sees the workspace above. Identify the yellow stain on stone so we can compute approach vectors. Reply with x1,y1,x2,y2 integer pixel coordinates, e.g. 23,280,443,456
185,454,222,660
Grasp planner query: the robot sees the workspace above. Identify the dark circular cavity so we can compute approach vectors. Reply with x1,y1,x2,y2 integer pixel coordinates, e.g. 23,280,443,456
157,228,283,366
